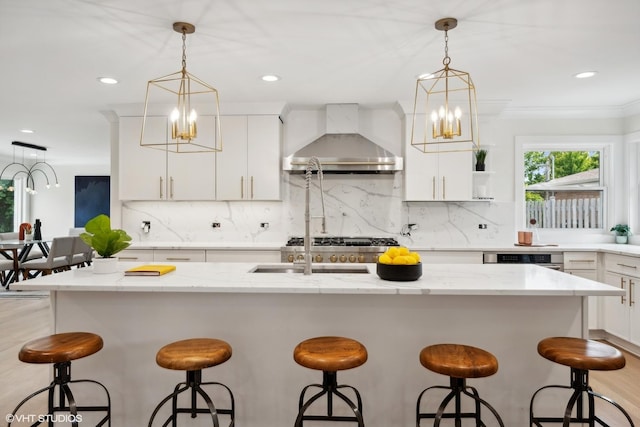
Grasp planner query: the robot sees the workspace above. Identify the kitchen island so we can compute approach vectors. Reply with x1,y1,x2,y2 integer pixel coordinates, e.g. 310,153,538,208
13,262,623,427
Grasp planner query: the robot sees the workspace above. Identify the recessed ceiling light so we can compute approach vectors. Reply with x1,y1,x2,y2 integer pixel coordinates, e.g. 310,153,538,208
261,75,280,82
20,129,34,134
574,71,597,79
98,76,118,85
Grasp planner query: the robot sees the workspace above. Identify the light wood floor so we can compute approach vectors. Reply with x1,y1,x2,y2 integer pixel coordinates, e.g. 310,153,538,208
0,295,639,425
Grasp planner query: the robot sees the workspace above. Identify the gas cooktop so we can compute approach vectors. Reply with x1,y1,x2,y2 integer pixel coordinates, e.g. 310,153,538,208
285,237,399,247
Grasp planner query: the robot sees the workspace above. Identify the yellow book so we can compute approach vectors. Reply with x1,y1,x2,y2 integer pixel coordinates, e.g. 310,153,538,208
125,264,176,276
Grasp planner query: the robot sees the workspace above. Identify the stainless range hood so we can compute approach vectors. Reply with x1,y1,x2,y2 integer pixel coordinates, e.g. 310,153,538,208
283,104,403,174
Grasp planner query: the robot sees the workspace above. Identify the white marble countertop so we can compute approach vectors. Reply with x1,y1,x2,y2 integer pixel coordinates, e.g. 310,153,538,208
13,262,623,296
126,241,640,256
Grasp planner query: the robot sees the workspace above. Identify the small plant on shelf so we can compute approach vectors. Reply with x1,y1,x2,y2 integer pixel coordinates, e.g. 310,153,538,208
610,224,631,244
610,224,631,236
80,214,132,258
474,149,487,171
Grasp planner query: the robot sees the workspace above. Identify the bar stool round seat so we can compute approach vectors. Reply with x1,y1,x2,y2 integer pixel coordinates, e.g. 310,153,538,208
417,343,504,427
148,338,235,427
156,338,232,371
530,336,634,426
293,336,368,427
19,332,103,363
8,332,111,427
419,343,498,379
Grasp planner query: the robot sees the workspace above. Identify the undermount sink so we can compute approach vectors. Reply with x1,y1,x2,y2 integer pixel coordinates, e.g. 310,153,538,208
249,264,370,274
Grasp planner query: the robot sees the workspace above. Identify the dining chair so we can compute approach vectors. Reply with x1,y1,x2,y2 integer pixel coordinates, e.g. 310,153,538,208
20,236,75,279
69,236,94,268
1,258,16,285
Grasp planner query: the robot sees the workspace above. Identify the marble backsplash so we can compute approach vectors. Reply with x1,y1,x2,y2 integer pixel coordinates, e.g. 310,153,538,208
121,173,515,247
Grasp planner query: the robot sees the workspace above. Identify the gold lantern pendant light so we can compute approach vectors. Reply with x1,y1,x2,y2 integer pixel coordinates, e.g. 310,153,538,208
411,18,479,154
141,22,222,153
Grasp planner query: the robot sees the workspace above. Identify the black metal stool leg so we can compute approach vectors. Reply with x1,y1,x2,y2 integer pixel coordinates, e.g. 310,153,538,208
530,367,635,427
417,377,504,427
294,370,364,427
148,370,235,427
8,361,111,427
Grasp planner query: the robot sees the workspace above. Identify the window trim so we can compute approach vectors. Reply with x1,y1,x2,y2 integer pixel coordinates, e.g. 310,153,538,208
515,136,616,236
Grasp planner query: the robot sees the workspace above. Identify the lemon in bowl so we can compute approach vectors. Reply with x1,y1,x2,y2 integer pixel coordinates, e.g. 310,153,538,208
376,247,422,281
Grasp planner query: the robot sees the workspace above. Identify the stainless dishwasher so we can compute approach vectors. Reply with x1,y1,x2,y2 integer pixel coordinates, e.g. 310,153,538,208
483,252,564,271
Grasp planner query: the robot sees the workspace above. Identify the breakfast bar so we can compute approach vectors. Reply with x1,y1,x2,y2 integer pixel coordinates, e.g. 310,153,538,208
14,262,624,426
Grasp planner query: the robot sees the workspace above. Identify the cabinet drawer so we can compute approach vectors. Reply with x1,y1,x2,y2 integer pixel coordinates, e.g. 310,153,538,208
564,251,598,270
605,254,640,277
117,249,154,262
154,249,206,262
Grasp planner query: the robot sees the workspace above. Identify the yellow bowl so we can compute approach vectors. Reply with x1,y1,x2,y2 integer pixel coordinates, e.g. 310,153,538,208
376,262,422,282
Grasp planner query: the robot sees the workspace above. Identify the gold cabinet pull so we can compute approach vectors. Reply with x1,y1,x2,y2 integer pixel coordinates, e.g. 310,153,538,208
170,176,174,199
159,176,163,199
240,176,244,199
621,277,627,304
617,263,638,269
631,279,635,307
432,177,436,199
166,257,190,261
442,176,446,199
250,176,254,199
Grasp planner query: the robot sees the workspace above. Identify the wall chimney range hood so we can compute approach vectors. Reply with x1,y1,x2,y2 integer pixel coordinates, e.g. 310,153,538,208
283,104,403,174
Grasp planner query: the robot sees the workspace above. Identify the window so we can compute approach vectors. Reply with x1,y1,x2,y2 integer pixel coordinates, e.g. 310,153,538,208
515,136,615,233
0,179,15,232
524,150,602,229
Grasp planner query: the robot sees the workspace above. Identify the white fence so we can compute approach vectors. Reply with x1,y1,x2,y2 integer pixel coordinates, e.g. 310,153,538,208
526,197,601,229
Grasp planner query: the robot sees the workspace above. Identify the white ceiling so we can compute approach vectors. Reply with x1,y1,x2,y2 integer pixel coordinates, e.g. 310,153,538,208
1,0,639,165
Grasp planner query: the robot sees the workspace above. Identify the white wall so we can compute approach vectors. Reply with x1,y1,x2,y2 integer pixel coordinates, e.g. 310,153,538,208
13,105,636,247
29,163,110,238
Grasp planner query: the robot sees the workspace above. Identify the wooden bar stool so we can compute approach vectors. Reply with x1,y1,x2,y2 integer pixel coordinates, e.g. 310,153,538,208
293,336,368,427
417,343,504,427
530,337,635,426
148,338,235,427
8,332,111,427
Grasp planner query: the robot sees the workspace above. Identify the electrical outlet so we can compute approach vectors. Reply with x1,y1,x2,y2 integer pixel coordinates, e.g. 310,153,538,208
478,224,487,229
212,222,221,228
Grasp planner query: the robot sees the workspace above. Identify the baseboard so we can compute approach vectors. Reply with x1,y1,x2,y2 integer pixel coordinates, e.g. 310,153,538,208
602,333,640,358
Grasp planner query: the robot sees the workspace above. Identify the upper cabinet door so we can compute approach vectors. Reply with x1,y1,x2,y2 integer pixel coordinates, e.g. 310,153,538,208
404,114,473,201
216,116,249,200
247,115,281,200
167,115,217,201
119,116,168,200
216,115,281,201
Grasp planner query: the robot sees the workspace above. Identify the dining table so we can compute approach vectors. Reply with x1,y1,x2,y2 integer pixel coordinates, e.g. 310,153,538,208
0,239,51,289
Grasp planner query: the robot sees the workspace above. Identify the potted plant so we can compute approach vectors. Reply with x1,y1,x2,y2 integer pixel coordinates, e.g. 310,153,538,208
80,214,132,273
610,224,631,244
474,149,487,171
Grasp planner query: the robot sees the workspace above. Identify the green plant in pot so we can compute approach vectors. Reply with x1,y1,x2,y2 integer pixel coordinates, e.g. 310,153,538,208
610,224,631,244
80,214,132,273
475,149,487,171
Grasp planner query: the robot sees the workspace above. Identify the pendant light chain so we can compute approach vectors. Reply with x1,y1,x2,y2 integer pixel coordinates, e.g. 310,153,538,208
442,26,451,67
181,29,188,74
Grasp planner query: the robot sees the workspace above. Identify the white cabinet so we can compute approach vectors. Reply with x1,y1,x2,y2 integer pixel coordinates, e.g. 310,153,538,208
602,254,640,344
405,148,472,201
153,249,205,262
119,116,216,200
417,251,483,264
564,251,600,329
216,115,281,200
117,248,205,262
404,114,472,201
117,249,154,262
205,249,280,263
